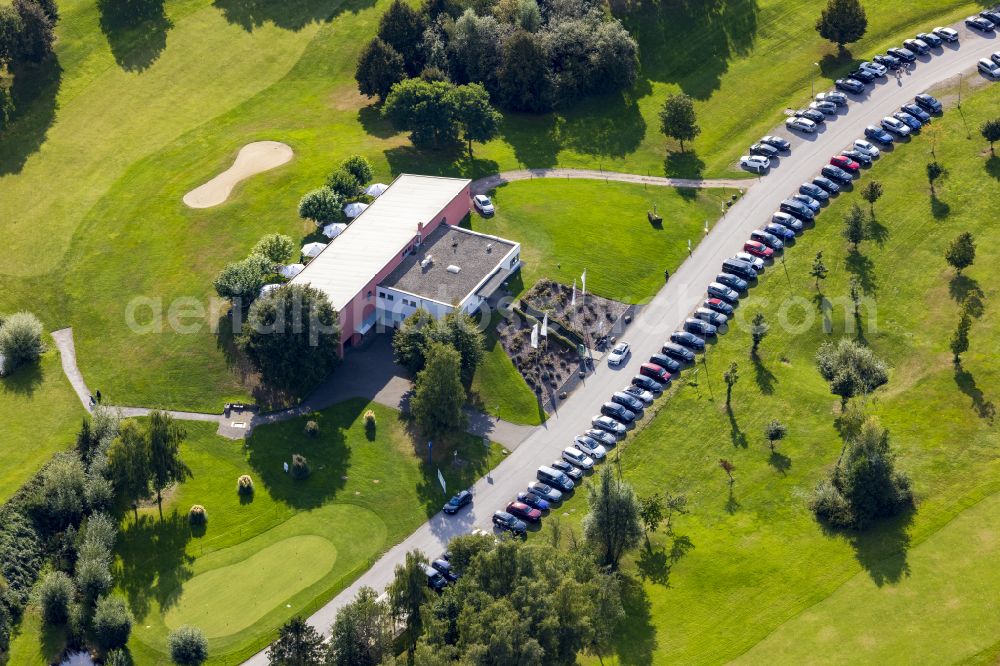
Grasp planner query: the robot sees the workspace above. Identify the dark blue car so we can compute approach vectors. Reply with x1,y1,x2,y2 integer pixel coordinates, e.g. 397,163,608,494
442,489,472,515
670,331,705,351
901,104,931,123
865,125,894,146
765,223,796,242
517,491,550,512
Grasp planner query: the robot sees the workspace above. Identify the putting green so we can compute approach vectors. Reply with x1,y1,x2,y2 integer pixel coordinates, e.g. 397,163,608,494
163,535,337,638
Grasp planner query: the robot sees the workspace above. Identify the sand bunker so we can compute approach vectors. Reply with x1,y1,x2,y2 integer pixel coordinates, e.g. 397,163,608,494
183,141,293,208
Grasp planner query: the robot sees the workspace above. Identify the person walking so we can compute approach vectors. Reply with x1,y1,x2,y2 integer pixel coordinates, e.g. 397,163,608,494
95,390,102,403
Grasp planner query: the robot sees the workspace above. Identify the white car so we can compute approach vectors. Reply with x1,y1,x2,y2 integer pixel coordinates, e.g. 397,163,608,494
473,194,494,215
734,251,765,272
933,26,959,42
739,155,770,173
786,117,817,133
859,60,887,77
853,139,880,158
562,446,594,470
815,91,847,106
978,58,1000,79
881,116,910,137
607,341,630,366
573,436,608,459
592,415,626,438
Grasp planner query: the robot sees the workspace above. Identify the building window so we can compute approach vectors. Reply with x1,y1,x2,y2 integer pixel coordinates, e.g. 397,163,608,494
367,290,373,300
387,294,395,301
378,292,385,299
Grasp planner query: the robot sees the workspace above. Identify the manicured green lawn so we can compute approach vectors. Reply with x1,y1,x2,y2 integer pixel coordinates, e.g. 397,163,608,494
541,84,1000,664
467,179,727,304
470,318,547,426
0,348,83,503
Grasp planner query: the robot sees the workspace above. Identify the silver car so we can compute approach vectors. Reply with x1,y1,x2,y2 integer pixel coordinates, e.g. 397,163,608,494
573,436,608,459
562,446,594,470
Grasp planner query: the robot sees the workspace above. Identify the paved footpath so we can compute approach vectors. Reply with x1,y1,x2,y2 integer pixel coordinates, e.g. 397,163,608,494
471,168,753,194
244,20,1000,665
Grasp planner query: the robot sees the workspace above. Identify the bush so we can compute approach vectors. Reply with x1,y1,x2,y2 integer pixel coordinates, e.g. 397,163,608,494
326,168,361,198
252,234,295,264
290,454,310,480
168,625,210,666
810,479,853,526
213,254,273,306
103,649,132,666
298,187,344,225
364,409,377,431
304,420,319,438
32,452,87,534
0,311,45,372
75,552,113,604
340,155,374,187
38,571,74,626
237,475,254,496
188,505,207,526
93,595,133,650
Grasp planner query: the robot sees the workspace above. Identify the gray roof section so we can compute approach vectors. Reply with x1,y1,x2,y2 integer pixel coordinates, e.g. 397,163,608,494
381,225,516,306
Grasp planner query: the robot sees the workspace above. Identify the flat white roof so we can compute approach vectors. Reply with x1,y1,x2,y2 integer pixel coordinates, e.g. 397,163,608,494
290,174,470,311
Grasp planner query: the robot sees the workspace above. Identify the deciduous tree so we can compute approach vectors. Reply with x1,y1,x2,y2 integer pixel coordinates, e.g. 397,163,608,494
340,155,374,188
659,93,700,152
950,308,970,364
410,341,466,436
842,203,865,249
718,458,735,484
497,29,552,112
355,37,406,101
168,625,209,666
815,337,888,407
723,361,739,406
107,420,151,521
266,617,326,666
378,0,427,75
252,234,294,264
811,251,829,290
750,312,769,356
382,78,459,149
582,466,643,569
297,187,344,226
926,161,944,195
815,0,867,50
327,586,393,666
146,410,190,519
447,82,501,157
945,231,975,274
764,419,786,452
0,311,45,372
980,118,1000,156
388,550,431,652
212,254,272,308
13,0,54,63
861,179,883,217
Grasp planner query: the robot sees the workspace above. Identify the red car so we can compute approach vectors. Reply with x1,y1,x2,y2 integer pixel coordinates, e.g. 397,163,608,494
830,154,860,172
639,362,671,383
506,501,542,523
743,240,774,259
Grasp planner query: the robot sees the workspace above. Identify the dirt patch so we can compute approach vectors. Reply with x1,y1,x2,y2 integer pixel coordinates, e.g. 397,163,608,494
328,85,368,111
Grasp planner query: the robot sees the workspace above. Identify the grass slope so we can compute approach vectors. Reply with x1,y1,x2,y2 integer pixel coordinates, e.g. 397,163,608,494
542,84,1000,664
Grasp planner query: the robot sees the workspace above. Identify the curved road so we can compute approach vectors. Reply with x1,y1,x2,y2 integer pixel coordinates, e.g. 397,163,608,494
245,24,998,664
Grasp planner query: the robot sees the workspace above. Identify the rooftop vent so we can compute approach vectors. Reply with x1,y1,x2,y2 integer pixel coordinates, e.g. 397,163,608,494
486,243,493,253
421,255,433,268
446,265,461,274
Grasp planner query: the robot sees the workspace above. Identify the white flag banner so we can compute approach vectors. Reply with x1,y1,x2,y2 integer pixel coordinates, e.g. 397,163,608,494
581,269,587,298
437,469,446,494
530,322,539,349
541,313,548,337
571,279,577,307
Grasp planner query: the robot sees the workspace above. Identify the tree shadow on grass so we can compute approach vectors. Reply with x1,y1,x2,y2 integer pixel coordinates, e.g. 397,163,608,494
38,621,68,663
357,104,397,139
501,111,561,169
818,50,859,79
768,450,791,475
930,194,950,220
636,533,693,587
406,418,497,517
954,362,996,424
611,574,657,666
97,0,173,72
751,355,775,395
0,359,44,398
726,404,747,448
949,274,984,316
115,512,195,618
0,58,61,176
663,149,705,180
845,249,876,295
866,216,889,247
557,93,646,160
847,508,914,587
383,144,499,180
212,0,370,31
986,156,1000,181
725,484,740,514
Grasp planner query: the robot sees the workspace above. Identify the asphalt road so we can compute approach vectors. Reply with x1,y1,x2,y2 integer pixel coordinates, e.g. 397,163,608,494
244,23,997,664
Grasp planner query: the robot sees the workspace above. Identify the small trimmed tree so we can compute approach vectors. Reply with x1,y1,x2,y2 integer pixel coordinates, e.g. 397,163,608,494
298,187,344,225
38,571,74,626
945,232,976,274
950,309,970,364
583,466,643,570
764,419,786,452
93,595,134,651
212,254,272,307
861,180,883,217
355,37,406,101
815,0,867,51
638,492,664,544
168,625,209,666
980,118,1000,156
926,161,944,195
750,312,769,356
719,458,736,485
0,311,45,372
410,341,466,436
659,93,700,152
811,251,829,290
326,168,361,198
723,361,739,406
843,203,865,249
340,155,374,188
252,234,294,264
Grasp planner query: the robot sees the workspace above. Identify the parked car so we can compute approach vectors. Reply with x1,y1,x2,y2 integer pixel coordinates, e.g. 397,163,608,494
981,10,1000,25
780,198,815,221
800,182,830,201
760,135,791,151
840,149,872,166
551,459,584,483
859,60,888,77
853,139,881,158
715,272,748,293
978,58,1000,79
606,341,630,367
914,93,942,113
812,175,841,194
721,257,757,280
584,428,618,448
965,15,994,32
792,193,822,212
915,32,942,48
671,330,706,351
887,47,916,62
830,154,860,172
741,241,773,260
740,155,771,173
647,352,681,373
611,391,645,415
573,435,608,459
815,91,848,106
932,26,959,42
750,229,784,250
473,194,494,215
592,415,627,438
881,116,911,136
431,559,458,582
684,318,717,338
492,511,527,536
864,124,895,145
631,374,666,394
771,211,804,232
992,51,1000,66
517,490,550,511
561,447,595,471
661,342,696,362
695,307,727,327
786,117,817,133
835,78,865,94
735,251,766,272
640,361,672,382
622,385,655,405
507,501,543,522
708,281,742,302
893,110,923,130
794,108,826,123
873,53,902,70
423,563,449,591
821,164,853,183
847,68,877,84
809,100,838,115
750,142,780,157
704,297,734,316
527,481,562,503
902,38,929,55
601,401,636,425
442,489,472,515
764,222,796,242
537,465,575,492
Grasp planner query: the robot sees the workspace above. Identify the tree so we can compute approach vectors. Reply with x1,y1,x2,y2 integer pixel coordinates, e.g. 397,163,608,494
723,361,739,406
497,30,552,112
266,616,326,666
448,10,502,90
432,311,486,383
93,595,133,650
926,161,944,195
750,312,769,356
638,492,664,544
980,118,1000,156
582,466,643,570
0,84,13,133
326,167,361,199
663,492,688,533
377,0,427,75
388,550,431,651
327,586,393,666
718,458,736,485
409,342,466,436
849,274,862,318
0,311,45,371
392,308,436,374
590,19,639,94
355,37,406,101
237,284,340,397
815,0,867,50
32,452,87,532
168,626,209,666
861,179,883,217
447,83,501,157
297,187,344,226
842,203,865,249
0,6,24,68
382,78,459,149
13,0,54,63
253,234,295,264
950,308,970,364
146,410,190,519
764,419,786,452
107,419,151,521
659,93,700,152
33,0,56,22
340,155,374,188
38,571,74,626
945,232,976,274
212,254,272,307
815,337,889,407
811,251,829,290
